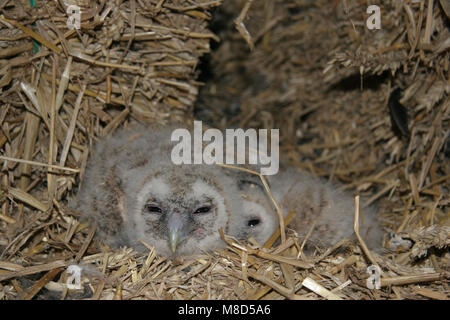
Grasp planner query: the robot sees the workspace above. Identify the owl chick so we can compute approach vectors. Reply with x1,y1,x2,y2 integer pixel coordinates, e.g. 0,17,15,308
227,171,279,246
230,165,383,251
70,124,243,257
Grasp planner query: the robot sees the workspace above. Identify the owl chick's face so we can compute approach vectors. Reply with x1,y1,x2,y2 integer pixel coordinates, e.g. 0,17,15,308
129,172,229,257
238,199,278,245
230,176,279,246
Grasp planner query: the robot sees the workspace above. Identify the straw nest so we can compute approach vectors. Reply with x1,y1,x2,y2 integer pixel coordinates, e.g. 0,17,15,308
0,0,448,300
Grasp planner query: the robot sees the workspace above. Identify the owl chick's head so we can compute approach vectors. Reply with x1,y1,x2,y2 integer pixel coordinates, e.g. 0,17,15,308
229,174,279,247
126,165,232,257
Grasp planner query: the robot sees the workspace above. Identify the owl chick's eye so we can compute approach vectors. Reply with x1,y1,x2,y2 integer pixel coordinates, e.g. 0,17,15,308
193,206,211,214
247,218,260,227
144,204,162,214
238,179,263,191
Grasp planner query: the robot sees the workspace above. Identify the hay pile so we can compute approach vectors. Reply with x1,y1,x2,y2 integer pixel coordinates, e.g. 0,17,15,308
0,0,449,300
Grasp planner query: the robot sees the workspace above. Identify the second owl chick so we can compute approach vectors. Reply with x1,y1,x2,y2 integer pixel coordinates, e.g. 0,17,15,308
71,123,383,257
231,166,383,251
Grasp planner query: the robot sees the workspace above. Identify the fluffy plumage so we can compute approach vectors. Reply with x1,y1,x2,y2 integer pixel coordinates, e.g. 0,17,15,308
71,124,383,258
230,165,383,251
71,124,242,257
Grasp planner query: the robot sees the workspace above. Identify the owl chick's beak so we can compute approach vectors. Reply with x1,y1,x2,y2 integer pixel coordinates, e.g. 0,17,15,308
167,214,187,254
169,229,182,253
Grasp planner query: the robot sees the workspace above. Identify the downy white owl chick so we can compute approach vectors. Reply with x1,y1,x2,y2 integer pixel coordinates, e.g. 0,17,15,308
228,172,279,246
231,166,383,251
70,124,242,257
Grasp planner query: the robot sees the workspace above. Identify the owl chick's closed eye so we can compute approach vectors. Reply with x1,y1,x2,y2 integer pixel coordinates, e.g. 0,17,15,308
70,124,242,257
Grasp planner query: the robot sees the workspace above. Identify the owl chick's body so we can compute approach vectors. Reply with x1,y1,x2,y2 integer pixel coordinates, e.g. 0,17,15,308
231,166,383,251
71,124,243,257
